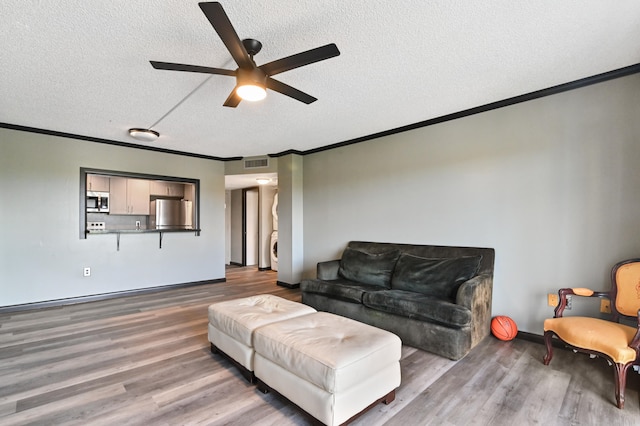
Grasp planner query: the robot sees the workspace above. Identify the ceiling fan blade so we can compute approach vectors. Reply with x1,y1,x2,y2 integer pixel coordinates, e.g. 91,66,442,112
223,88,242,108
150,61,236,76
199,2,253,69
260,43,340,77
266,77,317,104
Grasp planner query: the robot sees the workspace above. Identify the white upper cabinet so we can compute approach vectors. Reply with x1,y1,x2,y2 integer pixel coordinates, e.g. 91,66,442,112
150,181,184,197
87,174,110,192
110,177,150,215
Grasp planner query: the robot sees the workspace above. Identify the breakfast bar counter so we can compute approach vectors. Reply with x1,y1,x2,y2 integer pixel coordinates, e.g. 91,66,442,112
85,228,201,250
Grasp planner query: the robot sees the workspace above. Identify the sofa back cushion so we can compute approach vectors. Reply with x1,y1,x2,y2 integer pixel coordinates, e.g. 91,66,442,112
391,253,482,300
338,247,400,288
347,241,494,276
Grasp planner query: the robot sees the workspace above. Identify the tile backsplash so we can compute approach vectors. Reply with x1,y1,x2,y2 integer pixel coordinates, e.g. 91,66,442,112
87,213,148,230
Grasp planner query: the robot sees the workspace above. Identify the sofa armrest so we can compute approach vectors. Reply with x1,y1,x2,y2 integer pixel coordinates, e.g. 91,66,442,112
456,274,493,345
317,260,341,280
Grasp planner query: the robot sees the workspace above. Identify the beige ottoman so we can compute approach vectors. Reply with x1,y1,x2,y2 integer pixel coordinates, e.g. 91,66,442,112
253,312,402,426
207,294,316,382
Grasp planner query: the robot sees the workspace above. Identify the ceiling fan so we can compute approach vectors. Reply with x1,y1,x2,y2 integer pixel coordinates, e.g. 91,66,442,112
150,2,340,108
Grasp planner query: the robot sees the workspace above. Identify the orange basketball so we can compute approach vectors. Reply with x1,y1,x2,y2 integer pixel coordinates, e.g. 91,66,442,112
491,316,518,341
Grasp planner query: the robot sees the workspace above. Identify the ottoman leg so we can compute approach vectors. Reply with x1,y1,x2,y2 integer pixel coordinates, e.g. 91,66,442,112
256,378,271,394
383,389,396,405
210,343,256,384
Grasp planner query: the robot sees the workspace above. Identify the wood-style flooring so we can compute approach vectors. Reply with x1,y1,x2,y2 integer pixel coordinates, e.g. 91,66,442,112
1,266,639,425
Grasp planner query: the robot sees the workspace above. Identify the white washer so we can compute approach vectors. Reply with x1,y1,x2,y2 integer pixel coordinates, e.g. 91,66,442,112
270,231,278,271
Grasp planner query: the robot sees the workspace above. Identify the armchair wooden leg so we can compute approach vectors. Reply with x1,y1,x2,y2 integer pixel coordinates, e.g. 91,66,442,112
613,363,631,409
543,330,554,365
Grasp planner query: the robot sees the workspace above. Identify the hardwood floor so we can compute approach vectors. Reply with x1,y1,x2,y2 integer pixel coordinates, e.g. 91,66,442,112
1,266,639,425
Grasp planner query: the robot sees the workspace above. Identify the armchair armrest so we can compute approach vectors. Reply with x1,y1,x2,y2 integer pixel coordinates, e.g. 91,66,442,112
629,310,640,354
317,260,340,280
627,310,640,357
554,287,611,318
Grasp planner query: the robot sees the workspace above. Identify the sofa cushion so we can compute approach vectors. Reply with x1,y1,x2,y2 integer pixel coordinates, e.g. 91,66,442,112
362,290,472,328
391,253,481,300
338,247,400,288
300,278,387,303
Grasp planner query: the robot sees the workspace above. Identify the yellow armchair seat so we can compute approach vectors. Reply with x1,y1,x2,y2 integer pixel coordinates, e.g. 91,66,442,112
544,317,637,364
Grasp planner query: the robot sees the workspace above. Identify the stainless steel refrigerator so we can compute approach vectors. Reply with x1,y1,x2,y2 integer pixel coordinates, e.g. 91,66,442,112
149,200,193,229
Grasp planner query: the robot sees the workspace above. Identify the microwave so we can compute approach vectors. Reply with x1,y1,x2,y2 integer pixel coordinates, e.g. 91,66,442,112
87,191,109,213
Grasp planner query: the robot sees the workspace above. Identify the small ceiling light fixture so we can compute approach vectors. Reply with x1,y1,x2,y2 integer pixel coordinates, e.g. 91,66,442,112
256,177,271,185
128,128,160,142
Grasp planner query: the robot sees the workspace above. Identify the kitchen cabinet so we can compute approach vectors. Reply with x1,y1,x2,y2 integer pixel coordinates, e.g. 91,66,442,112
150,181,184,197
183,183,195,201
110,177,150,215
87,174,110,192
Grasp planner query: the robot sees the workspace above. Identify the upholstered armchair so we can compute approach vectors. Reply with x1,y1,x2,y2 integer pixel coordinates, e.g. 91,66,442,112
543,259,640,409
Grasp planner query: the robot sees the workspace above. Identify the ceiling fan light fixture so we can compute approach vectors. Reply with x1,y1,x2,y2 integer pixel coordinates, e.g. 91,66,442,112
237,83,267,102
235,67,267,102
128,128,159,142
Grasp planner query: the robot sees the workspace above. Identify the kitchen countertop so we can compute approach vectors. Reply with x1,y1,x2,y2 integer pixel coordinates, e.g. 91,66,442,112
85,227,201,250
86,228,200,234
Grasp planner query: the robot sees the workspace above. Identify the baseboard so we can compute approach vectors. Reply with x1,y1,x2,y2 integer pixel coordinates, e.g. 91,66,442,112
276,280,300,289
258,267,273,271
0,278,226,313
516,330,544,344
516,330,570,349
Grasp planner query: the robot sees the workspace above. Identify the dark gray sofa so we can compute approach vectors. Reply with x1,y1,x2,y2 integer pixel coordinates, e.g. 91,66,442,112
300,241,495,360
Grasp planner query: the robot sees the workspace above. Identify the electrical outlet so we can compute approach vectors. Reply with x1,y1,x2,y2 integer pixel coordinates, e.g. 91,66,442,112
600,299,611,313
547,293,558,307
83,267,91,277
565,295,572,310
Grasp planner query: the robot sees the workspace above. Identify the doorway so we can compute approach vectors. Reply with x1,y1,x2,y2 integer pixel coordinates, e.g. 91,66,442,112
225,173,278,269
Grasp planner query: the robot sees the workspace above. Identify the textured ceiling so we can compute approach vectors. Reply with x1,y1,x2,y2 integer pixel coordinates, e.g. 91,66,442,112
2,1,640,159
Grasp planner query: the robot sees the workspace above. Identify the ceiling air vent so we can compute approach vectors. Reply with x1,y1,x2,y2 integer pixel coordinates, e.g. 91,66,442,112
244,157,269,169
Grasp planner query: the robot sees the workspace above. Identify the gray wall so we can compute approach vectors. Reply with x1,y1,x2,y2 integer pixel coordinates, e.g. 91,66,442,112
0,128,226,307
277,155,304,285
302,73,640,333
4,73,640,332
